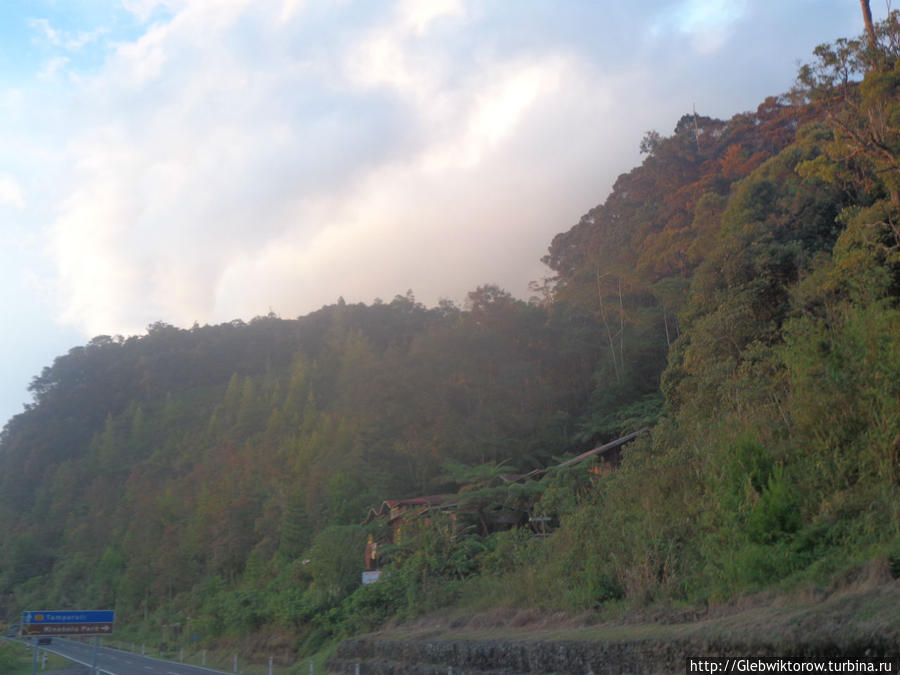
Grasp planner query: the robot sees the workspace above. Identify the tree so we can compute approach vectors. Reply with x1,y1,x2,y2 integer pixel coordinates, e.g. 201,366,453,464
860,0,877,55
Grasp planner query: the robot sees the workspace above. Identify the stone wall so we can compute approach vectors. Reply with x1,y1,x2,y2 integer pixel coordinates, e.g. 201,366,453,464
326,635,898,674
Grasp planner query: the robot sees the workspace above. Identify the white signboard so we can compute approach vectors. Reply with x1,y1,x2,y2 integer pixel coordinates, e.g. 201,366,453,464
361,570,383,585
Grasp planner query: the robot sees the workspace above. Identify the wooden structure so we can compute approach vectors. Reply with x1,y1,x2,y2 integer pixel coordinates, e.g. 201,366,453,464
363,495,454,538
362,495,456,573
499,428,648,483
359,429,650,577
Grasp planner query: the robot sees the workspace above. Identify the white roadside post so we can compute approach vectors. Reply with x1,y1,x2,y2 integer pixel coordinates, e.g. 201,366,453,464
91,635,99,675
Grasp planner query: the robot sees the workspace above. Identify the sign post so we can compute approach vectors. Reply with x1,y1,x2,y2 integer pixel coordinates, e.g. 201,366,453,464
22,611,115,675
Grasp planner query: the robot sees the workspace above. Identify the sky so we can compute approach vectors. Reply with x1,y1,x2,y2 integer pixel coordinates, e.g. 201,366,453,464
0,0,875,427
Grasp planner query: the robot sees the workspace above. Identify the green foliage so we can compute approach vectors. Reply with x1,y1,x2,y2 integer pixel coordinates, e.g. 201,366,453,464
0,643,25,671
724,433,775,504
745,466,802,545
279,489,311,560
2,533,56,588
479,527,537,578
333,570,407,635
304,526,368,609
577,391,663,440
0,290,603,636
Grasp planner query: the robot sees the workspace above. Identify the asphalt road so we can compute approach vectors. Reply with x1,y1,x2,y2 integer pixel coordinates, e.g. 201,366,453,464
21,638,229,675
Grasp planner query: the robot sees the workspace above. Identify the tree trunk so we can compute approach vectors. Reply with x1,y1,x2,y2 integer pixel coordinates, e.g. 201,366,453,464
663,304,672,350
596,268,622,384
617,278,625,379
860,0,877,55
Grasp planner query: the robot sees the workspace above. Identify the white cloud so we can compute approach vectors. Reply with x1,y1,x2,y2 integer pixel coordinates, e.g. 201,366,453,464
35,0,850,339
29,18,61,45
0,174,25,210
396,0,463,35
423,58,564,171
344,11,445,100
120,0,185,24
211,55,643,320
28,17,108,50
649,0,748,54
278,0,305,25
37,56,70,80
48,0,611,334
0,89,24,111
43,0,665,335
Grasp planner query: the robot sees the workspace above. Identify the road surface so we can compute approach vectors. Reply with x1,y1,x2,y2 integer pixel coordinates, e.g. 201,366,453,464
22,637,229,675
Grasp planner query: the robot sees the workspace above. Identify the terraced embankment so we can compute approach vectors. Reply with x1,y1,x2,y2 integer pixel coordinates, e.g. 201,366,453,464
326,572,900,674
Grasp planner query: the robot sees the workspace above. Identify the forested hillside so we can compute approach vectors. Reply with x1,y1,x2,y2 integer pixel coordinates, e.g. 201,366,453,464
1,13,898,660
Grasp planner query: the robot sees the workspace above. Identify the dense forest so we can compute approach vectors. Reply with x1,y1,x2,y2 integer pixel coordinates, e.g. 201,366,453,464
1,12,898,661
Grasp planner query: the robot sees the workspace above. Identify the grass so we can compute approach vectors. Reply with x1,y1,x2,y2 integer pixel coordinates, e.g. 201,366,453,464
362,566,900,651
1,640,79,675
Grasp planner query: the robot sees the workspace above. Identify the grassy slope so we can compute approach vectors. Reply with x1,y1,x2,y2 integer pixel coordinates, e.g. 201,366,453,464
363,565,899,653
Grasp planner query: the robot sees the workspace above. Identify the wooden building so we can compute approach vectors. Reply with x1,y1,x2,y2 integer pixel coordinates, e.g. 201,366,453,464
359,429,649,580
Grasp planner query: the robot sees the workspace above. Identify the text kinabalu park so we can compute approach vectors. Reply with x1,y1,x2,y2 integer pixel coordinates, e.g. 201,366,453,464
1,11,898,674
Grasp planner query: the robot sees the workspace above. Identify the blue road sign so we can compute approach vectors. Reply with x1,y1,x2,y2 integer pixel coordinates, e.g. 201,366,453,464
23,610,114,624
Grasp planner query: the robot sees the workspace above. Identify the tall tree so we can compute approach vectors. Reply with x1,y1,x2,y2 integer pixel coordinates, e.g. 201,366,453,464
860,0,877,54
